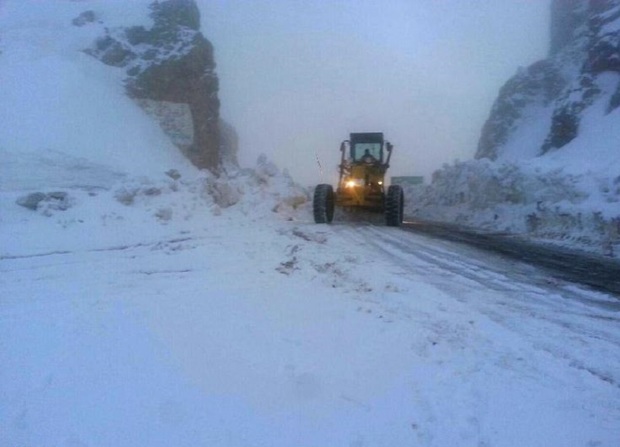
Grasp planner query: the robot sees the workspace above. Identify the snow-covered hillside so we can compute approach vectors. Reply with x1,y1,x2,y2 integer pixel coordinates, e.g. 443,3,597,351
0,0,196,181
409,0,620,256
0,0,304,258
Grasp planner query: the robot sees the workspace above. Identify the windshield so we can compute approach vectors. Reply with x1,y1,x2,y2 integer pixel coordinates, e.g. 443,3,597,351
352,143,382,162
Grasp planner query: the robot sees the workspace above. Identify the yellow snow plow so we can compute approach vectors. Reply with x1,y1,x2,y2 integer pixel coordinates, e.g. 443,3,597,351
313,132,404,226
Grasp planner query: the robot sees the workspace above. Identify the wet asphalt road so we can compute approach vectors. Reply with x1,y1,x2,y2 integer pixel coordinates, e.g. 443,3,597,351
402,220,620,297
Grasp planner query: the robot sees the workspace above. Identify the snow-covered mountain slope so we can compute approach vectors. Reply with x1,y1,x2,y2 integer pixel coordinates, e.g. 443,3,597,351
0,0,225,188
0,0,197,183
409,0,620,257
477,0,620,161
0,0,301,252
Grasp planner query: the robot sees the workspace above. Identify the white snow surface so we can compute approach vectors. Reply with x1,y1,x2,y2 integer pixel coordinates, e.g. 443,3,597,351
3,164,620,446
2,2,620,446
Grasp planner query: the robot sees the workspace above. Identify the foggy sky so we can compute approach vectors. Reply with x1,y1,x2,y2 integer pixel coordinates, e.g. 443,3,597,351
200,0,550,186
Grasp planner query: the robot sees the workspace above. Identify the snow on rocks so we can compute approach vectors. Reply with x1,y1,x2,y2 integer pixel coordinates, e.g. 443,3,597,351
407,156,620,256
16,191,72,215
423,0,620,258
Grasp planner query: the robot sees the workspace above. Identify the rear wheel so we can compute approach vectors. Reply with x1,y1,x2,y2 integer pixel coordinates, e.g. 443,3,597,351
385,185,404,227
313,184,335,223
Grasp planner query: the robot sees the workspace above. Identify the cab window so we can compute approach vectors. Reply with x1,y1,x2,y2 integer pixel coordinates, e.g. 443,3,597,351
352,143,382,162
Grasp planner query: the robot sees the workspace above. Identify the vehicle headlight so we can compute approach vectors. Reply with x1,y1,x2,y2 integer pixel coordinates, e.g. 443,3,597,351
345,179,363,188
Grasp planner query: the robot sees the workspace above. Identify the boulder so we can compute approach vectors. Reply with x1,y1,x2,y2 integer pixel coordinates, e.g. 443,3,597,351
16,192,47,210
16,191,71,212
72,10,97,27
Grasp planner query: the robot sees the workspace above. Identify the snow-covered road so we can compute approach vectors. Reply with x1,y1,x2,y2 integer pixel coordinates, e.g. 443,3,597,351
2,210,619,447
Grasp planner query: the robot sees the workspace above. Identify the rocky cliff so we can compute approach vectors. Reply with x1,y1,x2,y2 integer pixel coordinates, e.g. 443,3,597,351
81,0,222,172
410,0,620,256
476,0,620,161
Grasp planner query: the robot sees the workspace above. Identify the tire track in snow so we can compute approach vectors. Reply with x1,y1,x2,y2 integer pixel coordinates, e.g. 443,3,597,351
342,225,620,390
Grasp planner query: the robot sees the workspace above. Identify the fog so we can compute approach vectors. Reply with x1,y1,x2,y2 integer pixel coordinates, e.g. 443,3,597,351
200,1,550,187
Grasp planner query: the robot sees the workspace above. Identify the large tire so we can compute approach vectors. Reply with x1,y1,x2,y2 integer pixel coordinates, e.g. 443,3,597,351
385,184,404,227
313,184,335,224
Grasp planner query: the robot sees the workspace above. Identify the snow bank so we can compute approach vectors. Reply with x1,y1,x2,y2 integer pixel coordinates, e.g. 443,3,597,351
408,84,620,257
1,153,308,258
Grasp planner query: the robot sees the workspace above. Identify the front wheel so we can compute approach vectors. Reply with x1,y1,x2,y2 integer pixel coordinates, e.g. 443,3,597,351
385,184,404,227
313,184,335,224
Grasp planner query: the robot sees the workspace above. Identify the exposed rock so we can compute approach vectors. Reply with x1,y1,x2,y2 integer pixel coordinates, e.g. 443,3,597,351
165,169,182,180
549,0,586,55
149,0,200,31
477,61,565,160
135,99,193,152
154,207,173,222
412,0,620,257
219,118,239,167
92,35,134,67
610,83,620,112
541,0,620,153
143,186,162,196
477,0,620,160
72,10,96,27
16,191,71,212
48,191,69,202
208,179,241,208
16,192,47,210
114,187,138,206
86,0,220,172
541,73,601,153
588,29,620,74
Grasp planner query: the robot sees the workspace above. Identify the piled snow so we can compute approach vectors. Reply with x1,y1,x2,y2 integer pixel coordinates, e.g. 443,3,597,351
1,155,308,257
408,76,620,256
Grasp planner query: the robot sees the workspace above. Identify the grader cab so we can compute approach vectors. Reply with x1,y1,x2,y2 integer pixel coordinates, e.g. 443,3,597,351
313,132,404,226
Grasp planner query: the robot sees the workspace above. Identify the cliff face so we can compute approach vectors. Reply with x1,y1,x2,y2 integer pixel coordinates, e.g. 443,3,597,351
476,0,620,161
83,0,221,172
549,0,587,55
410,0,620,256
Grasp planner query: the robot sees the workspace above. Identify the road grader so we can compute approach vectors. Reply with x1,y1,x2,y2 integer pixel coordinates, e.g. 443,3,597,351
313,132,404,226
